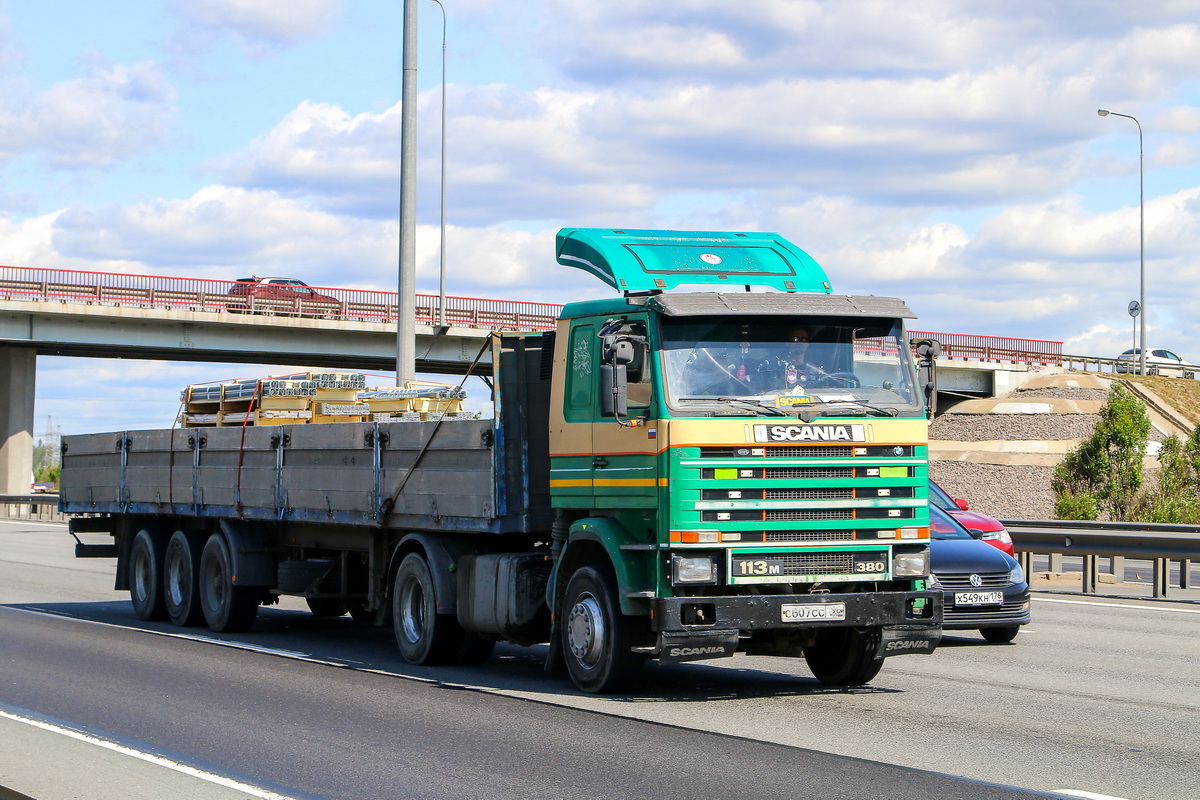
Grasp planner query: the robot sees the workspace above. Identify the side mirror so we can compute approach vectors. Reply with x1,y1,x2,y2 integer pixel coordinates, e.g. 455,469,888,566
600,364,628,417
602,335,640,366
954,498,970,511
912,338,940,415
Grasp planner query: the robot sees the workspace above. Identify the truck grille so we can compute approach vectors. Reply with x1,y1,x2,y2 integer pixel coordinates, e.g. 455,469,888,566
766,509,854,521
765,488,854,500
772,552,856,576
766,467,853,480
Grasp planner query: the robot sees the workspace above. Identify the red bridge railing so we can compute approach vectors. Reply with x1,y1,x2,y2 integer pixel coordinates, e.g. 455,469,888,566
1,265,1064,364
0,265,561,332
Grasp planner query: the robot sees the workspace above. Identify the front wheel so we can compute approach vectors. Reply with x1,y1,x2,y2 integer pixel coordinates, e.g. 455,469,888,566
803,626,884,685
198,533,260,633
980,626,1019,643
560,565,644,694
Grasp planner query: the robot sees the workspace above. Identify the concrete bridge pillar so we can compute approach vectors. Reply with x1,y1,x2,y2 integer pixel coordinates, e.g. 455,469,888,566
0,347,36,494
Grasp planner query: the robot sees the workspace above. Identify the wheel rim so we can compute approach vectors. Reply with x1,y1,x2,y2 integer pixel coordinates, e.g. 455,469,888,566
399,576,425,645
132,548,151,603
201,544,227,613
566,593,605,669
166,548,185,606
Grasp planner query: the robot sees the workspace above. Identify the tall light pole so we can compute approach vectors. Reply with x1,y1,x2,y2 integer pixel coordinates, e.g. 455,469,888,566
429,0,448,327
397,0,419,384
1097,108,1145,376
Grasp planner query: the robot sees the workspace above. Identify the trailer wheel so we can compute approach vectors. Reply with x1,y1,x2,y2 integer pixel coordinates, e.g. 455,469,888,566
198,533,260,633
803,626,884,685
560,565,643,694
392,553,461,665
129,529,168,621
164,530,205,627
980,626,1019,643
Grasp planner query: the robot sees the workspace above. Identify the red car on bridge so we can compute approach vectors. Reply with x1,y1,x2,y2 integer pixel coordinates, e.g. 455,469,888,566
225,276,340,317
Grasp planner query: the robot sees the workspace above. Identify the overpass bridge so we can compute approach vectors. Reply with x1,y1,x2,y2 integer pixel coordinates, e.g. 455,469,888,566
1,264,1064,492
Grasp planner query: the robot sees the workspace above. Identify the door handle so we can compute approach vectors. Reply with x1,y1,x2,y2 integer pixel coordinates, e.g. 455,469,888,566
592,458,609,468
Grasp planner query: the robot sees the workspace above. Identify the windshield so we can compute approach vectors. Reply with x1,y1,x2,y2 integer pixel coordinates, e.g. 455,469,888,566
659,315,922,416
929,504,975,540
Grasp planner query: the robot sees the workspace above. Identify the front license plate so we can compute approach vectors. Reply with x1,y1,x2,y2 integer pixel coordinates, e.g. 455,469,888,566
781,602,846,622
954,591,1003,606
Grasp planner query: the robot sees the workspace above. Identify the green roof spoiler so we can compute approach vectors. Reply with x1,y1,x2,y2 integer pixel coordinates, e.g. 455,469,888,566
555,227,831,294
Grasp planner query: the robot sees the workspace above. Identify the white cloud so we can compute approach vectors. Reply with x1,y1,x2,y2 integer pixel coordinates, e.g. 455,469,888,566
50,185,395,284
171,0,341,54
0,61,175,168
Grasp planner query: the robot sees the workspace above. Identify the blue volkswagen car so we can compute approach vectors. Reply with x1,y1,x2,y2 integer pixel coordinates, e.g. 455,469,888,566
929,503,1031,642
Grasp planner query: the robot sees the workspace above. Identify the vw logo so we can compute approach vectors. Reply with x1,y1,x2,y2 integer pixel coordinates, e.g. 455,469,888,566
969,574,983,587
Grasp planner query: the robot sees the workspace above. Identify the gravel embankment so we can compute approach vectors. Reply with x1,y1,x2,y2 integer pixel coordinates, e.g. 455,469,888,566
928,414,1100,442
929,461,1057,520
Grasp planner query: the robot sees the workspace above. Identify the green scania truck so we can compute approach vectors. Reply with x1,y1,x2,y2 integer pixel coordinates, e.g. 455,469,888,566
63,228,942,693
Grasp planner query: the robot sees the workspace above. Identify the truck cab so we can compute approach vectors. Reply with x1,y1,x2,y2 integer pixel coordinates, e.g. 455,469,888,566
545,228,941,691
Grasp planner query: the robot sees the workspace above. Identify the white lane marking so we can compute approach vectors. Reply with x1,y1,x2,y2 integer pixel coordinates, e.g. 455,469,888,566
0,708,299,799
1050,791,1133,800
1035,596,1200,614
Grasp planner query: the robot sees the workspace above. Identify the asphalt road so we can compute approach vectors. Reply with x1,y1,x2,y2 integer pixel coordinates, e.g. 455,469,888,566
3,519,1199,800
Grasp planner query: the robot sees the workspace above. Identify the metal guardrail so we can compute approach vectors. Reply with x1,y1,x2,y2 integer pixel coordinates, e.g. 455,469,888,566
0,494,65,523
1002,518,1198,599
914,330,1063,365
1062,353,1197,379
0,265,561,332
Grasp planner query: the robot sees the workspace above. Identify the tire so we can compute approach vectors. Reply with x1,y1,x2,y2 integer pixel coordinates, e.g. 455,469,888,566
803,626,885,685
980,626,1019,643
198,533,260,633
305,598,348,617
392,553,463,665
560,565,644,694
129,529,168,621
163,530,205,627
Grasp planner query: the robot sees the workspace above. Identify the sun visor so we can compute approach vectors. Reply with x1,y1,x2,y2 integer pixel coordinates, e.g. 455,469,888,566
555,227,831,294
648,293,918,319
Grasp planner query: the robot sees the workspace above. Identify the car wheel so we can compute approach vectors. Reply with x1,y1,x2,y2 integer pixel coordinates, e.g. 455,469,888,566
980,626,1019,643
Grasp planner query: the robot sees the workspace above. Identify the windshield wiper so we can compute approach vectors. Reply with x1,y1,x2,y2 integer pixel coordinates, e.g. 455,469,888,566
678,397,789,416
793,401,899,422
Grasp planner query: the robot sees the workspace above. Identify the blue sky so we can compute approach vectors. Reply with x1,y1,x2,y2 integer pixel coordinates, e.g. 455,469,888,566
3,0,1200,436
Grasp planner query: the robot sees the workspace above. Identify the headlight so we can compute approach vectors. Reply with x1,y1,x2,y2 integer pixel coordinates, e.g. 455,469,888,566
672,554,717,585
1009,562,1025,584
981,527,1014,547
892,548,929,577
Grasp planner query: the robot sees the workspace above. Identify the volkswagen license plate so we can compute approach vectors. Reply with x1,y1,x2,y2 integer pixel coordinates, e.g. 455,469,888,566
781,602,846,622
954,591,1003,606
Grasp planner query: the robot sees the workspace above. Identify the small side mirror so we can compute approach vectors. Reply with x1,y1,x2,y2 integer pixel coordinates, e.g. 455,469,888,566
954,498,970,511
600,364,628,417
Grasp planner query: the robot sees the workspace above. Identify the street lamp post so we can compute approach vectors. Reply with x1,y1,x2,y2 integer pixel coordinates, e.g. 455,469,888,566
1097,108,1145,376
429,0,447,327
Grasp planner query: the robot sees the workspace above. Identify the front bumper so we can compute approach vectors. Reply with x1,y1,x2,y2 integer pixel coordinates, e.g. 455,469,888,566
649,588,943,662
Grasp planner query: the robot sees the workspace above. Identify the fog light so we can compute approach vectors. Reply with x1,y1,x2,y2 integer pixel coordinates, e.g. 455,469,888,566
893,548,930,577
673,554,717,585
